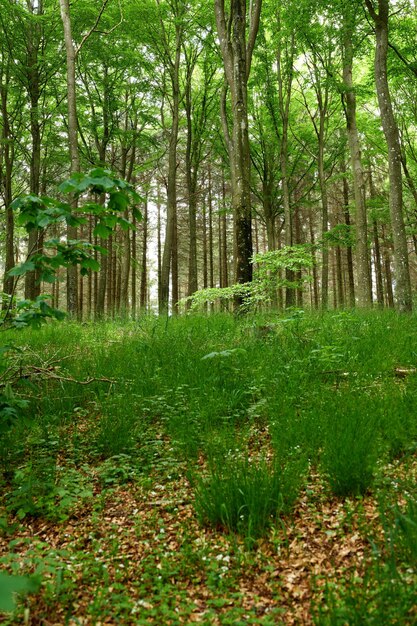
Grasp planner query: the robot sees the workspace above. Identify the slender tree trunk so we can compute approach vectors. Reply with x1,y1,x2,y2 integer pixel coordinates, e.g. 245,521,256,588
121,209,131,312
342,14,372,306
0,76,14,299
373,221,384,306
277,24,295,307
171,209,179,314
342,175,356,307
131,213,137,318
157,189,162,313
318,111,330,310
208,170,214,290
140,199,148,311
59,0,79,315
185,57,198,298
309,207,319,309
160,17,182,314
215,0,262,289
382,225,395,307
25,8,43,301
365,0,412,311
202,196,208,289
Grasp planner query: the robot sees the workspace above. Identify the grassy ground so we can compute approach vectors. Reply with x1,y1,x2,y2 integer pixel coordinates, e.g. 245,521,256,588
1,309,417,624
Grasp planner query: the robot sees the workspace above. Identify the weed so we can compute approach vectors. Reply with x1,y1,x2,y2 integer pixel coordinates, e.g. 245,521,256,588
194,448,305,542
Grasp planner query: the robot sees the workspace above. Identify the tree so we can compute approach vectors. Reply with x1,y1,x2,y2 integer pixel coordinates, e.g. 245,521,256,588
364,0,412,312
214,0,262,288
341,3,372,307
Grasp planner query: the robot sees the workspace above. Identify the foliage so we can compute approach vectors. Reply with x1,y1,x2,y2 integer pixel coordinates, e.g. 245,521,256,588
9,168,141,289
0,572,40,613
6,460,93,521
182,245,314,312
1,311,417,620
194,451,305,542
0,169,141,457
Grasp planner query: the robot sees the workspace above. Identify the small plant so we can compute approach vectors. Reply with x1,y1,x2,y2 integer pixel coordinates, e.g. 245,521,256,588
194,450,305,541
321,397,381,497
96,454,139,486
0,572,40,612
6,461,92,521
181,244,314,312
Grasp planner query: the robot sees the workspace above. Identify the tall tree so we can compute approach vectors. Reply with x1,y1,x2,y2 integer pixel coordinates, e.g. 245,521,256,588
364,0,412,312
214,0,262,287
341,5,372,306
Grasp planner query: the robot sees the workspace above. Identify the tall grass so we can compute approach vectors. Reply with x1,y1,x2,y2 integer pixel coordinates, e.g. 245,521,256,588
2,310,417,526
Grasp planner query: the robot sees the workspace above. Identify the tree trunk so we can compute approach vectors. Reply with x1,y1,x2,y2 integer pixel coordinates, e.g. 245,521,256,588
59,0,79,315
160,16,182,314
342,175,356,307
364,0,412,311
25,8,43,301
185,55,198,298
0,74,14,299
215,0,262,289
140,199,148,311
277,23,295,307
342,13,372,306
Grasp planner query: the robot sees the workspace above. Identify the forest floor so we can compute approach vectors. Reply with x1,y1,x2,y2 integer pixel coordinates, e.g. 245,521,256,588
1,311,417,624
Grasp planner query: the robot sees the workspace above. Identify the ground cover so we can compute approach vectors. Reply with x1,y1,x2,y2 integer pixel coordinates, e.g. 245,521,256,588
1,310,417,624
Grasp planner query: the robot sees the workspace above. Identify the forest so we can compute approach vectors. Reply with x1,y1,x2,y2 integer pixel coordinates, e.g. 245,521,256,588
1,0,417,315
2,0,417,624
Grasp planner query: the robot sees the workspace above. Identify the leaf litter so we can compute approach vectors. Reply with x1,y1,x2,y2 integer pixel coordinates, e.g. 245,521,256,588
1,454,405,626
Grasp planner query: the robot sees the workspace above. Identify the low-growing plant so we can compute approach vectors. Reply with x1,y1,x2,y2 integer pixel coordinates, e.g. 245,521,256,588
96,454,140,486
6,461,92,521
194,449,306,541
321,395,381,497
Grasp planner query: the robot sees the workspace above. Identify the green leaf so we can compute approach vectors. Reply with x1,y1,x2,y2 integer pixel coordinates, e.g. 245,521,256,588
0,573,40,612
93,223,112,239
81,258,100,272
108,191,129,212
132,207,143,221
7,261,36,277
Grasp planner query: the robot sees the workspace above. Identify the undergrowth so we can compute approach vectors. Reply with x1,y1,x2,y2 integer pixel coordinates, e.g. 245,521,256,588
1,309,417,621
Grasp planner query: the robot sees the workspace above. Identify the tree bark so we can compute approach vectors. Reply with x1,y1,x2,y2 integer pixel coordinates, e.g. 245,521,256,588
342,11,372,307
59,0,79,315
364,0,412,311
215,0,262,289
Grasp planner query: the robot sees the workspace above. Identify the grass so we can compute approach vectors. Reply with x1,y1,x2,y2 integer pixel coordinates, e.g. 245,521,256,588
1,309,417,622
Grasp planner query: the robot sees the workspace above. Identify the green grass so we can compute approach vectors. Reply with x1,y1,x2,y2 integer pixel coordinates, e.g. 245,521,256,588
2,309,417,622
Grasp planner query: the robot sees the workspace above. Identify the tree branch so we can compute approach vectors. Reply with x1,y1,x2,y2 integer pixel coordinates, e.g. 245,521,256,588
246,0,262,76
388,41,417,77
75,0,111,56
363,0,378,22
